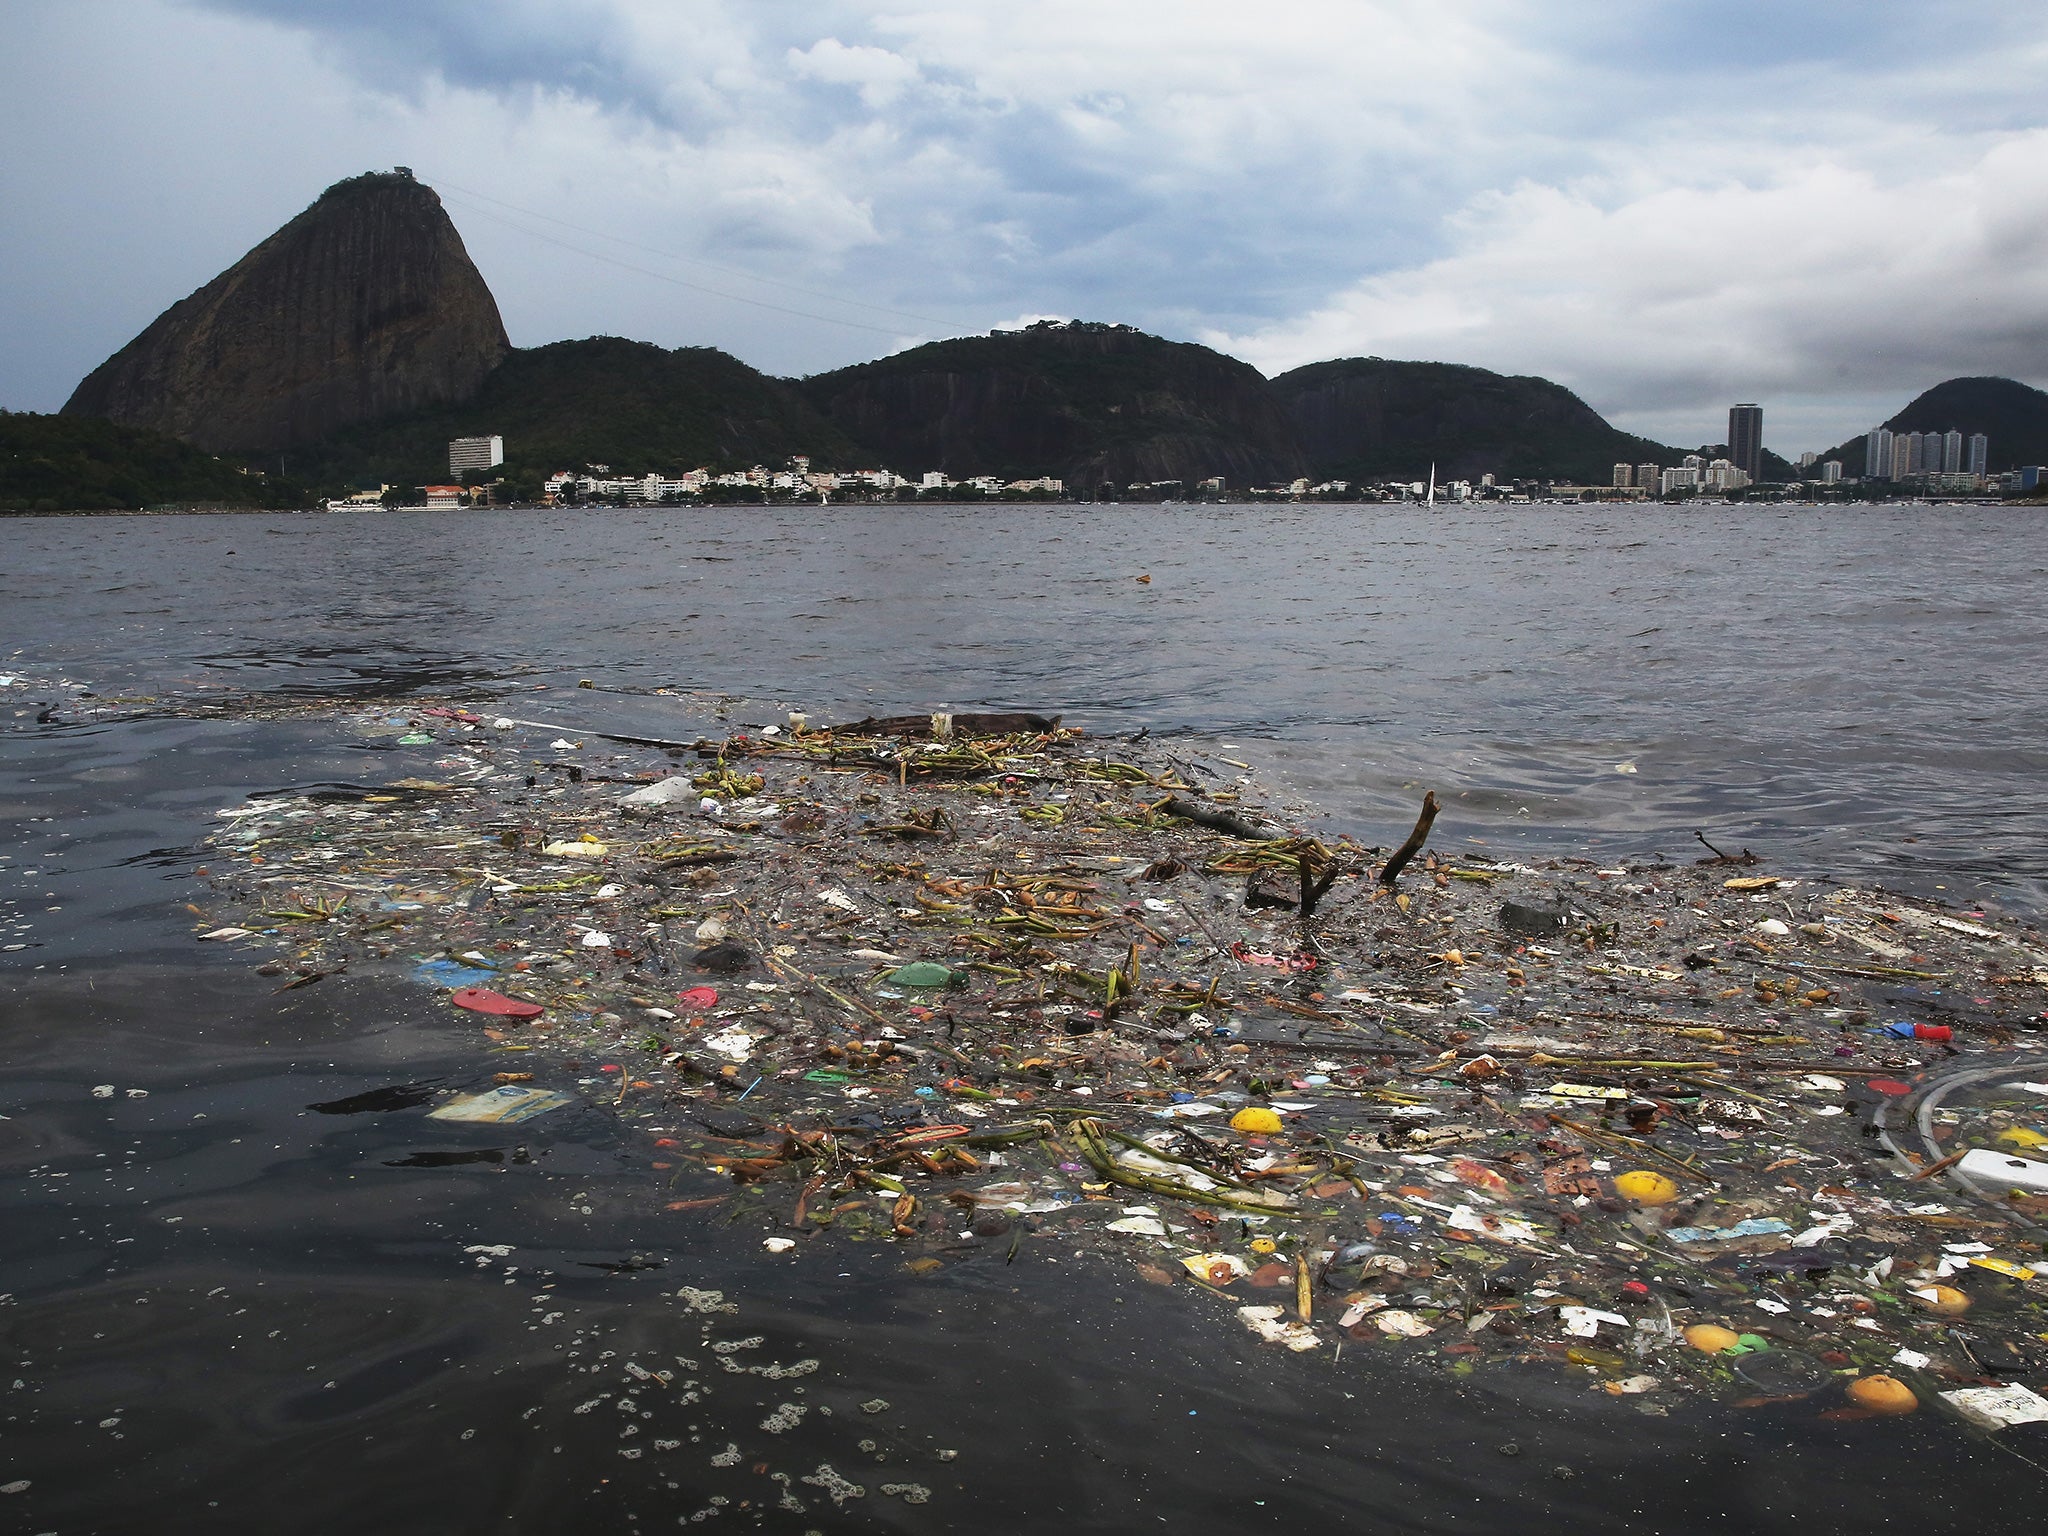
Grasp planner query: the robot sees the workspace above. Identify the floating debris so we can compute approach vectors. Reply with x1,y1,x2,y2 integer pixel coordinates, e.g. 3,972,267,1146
183,696,2048,1420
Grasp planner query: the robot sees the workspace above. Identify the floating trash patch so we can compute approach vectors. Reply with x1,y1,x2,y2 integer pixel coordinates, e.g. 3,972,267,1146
179,695,2048,1426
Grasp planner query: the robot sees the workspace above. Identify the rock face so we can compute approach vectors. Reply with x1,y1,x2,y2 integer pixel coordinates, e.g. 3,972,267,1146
64,171,508,452
1271,357,1671,484
802,322,1307,490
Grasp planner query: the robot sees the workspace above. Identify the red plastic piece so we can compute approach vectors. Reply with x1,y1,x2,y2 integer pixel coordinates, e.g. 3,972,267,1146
450,987,545,1019
676,985,720,1009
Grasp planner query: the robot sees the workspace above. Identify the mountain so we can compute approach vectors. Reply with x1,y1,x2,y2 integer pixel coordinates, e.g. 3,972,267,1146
0,411,304,511
280,336,864,492
1818,376,2048,472
800,321,1307,490
1269,357,1685,484
63,171,508,453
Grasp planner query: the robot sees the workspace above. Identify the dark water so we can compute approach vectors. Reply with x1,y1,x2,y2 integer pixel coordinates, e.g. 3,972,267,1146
3,505,2046,1532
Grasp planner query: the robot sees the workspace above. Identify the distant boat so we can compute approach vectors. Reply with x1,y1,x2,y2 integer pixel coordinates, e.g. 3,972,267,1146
1426,463,1436,509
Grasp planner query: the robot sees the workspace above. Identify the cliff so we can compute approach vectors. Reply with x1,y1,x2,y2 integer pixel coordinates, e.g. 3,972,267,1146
63,171,509,453
1818,377,2048,473
1269,357,1676,484
285,336,863,490
800,322,1307,490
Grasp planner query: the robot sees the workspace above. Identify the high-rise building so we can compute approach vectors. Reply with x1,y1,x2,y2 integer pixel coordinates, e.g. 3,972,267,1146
1821,461,1842,484
1906,432,1925,475
1942,429,1963,474
1728,403,1763,481
1969,433,1989,476
1890,434,1913,480
449,435,504,476
1636,462,1660,494
1798,451,1819,470
1866,428,1893,479
1612,463,1633,489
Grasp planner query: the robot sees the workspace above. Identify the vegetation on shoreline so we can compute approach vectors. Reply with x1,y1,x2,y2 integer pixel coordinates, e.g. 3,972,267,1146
0,411,304,511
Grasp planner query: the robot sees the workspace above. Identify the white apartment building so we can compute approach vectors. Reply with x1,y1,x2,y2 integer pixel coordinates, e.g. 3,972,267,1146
449,435,503,476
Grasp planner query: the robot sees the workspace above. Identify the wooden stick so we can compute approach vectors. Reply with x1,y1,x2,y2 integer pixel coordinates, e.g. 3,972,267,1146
1378,792,1440,887
1908,1147,1970,1181
1156,796,1278,840
1298,851,1342,919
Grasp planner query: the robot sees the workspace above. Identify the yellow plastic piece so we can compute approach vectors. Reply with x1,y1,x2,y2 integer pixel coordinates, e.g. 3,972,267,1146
1846,1375,1918,1414
1997,1127,2048,1150
1683,1324,1741,1353
1614,1170,1680,1206
1249,1237,1278,1255
1969,1256,2038,1282
1231,1107,1285,1135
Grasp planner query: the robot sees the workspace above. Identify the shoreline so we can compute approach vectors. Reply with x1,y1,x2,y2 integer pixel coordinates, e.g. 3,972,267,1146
3,493,2036,517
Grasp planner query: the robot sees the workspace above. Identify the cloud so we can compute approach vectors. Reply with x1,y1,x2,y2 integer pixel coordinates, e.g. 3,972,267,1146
787,38,920,109
1212,133,2048,450
5,0,2047,440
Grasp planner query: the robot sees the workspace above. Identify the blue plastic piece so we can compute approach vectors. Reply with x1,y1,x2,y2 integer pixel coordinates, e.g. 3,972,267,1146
413,958,497,989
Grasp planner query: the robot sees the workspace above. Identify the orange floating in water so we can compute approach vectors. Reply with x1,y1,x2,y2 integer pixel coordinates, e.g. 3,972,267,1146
1845,1375,1918,1414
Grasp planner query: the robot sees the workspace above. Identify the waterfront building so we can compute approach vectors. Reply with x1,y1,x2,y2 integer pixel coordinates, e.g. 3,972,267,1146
1889,434,1913,480
1704,459,1751,492
419,485,464,510
1660,466,1699,494
1943,430,1963,474
1970,433,1989,476
1611,463,1632,489
448,435,503,477
1866,428,1893,479
1635,462,1660,493
1727,404,1763,481
1821,461,1842,484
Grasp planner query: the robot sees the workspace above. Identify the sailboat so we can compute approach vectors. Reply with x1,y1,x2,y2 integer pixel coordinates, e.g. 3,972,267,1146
1426,462,1436,509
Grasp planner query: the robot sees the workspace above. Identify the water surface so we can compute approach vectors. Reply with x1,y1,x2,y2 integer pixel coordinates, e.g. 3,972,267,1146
3,504,2045,1533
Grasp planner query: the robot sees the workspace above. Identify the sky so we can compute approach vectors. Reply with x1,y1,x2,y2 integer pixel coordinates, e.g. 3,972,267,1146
5,0,2046,454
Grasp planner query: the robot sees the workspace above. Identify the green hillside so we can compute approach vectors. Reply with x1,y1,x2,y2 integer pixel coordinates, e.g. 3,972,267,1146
1818,376,2048,473
0,411,305,511
1270,358,1677,484
281,337,865,493
800,321,1307,490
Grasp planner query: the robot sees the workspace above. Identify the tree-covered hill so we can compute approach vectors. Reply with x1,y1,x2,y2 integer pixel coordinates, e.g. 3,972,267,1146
0,411,304,511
